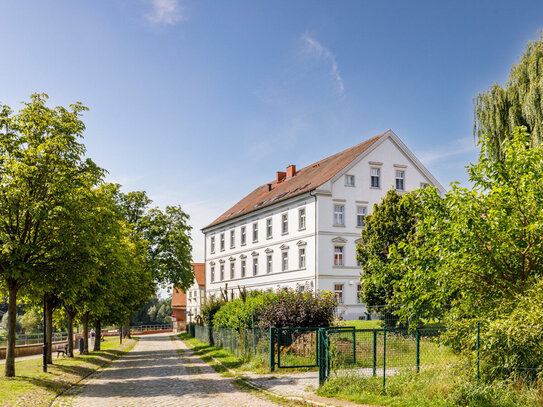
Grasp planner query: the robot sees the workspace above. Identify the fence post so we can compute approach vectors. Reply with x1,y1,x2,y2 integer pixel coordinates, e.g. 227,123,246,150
382,326,386,388
352,329,356,364
476,322,480,385
269,326,275,372
416,329,420,373
372,329,377,377
318,329,324,386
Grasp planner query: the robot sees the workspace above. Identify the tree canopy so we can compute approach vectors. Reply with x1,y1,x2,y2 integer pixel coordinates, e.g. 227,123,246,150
474,34,543,159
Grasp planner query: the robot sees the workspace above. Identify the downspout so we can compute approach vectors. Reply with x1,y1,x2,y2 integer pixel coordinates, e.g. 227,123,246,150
309,190,318,292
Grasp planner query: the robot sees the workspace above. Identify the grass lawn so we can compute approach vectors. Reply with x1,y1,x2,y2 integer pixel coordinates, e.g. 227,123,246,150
0,336,136,406
337,319,383,329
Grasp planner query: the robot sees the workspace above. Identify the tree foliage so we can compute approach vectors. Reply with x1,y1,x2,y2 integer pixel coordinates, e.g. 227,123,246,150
474,34,543,159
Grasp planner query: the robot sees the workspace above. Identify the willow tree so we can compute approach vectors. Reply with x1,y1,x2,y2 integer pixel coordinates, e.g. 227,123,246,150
474,34,543,159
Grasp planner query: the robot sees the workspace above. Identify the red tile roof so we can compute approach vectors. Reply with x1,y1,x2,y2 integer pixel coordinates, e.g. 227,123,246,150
204,131,387,229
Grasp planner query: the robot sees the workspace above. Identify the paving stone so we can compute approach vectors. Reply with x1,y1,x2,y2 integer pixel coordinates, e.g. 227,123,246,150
54,333,280,407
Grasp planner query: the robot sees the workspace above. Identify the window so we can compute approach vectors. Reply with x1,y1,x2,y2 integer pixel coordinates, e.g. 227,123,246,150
282,251,288,271
334,284,344,304
211,266,215,282
267,255,272,273
241,260,246,278
252,222,258,242
370,168,381,188
220,233,225,251
299,247,306,269
210,236,215,254
357,206,367,227
230,262,235,279
230,230,235,248
298,285,305,293
220,264,224,280
395,170,405,191
357,284,363,303
345,174,355,186
253,257,258,275
420,182,429,189
334,246,344,266
334,205,345,226
241,226,246,245
266,218,273,239
282,213,288,234
298,207,306,230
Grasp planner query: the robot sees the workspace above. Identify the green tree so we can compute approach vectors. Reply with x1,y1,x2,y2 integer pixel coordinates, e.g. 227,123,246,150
393,127,543,325
356,190,420,325
0,94,103,376
474,34,543,159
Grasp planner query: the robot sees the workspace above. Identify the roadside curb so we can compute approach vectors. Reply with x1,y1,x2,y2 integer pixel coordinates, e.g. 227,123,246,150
176,334,334,407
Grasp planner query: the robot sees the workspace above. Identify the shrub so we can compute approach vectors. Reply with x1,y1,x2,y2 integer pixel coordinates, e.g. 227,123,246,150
257,288,336,329
213,291,276,330
200,296,225,327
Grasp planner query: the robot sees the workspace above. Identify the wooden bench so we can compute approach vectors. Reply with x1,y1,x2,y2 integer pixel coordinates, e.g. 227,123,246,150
56,343,68,358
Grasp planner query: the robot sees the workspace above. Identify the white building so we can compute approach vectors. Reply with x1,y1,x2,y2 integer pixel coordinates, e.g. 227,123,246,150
201,130,445,320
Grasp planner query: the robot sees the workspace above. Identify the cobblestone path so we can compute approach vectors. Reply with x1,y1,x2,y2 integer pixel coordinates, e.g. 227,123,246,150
55,333,280,407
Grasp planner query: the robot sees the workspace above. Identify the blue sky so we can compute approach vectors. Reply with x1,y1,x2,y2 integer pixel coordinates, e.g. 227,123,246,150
1,1,542,262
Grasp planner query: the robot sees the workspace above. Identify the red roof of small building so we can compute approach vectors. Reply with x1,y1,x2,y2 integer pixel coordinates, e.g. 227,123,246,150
204,132,386,229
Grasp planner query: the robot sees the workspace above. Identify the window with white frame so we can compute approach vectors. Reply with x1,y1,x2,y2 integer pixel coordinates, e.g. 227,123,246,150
230,261,235,279
230,230,235,248
210,236,215,254
334,284,344,304
266,218,273,239
241,260,246,278
266,255,272,273
298,285,305,292
282,251,288,271
282,213,288,234
299,247,306,269
395,170,405,190
370,168,381,188
211,266,215,282
334,246,344,266
333,205,345,226
241,226,246,245
357,284,363,303
220,264,224,280
220,233,225,251
420,182,429,189
253,257,259,275
357,206,367,227
345,174,355,187
252,222,258,242
298,207,306,230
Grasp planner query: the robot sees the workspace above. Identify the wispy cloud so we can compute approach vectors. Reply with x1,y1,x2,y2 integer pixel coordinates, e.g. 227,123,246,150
301,34,344,95
419,137,478,165
146,0,186,25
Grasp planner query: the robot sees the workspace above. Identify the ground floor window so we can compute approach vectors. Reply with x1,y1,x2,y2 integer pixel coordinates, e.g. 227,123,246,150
334,283,344,304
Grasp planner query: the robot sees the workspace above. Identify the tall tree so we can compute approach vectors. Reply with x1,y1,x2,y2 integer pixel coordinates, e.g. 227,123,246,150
0,94,103,376
474,34,543,159
356,190,420,325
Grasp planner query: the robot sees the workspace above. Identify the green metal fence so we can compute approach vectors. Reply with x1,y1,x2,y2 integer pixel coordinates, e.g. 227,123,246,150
318,326,461,386
186,324,269,362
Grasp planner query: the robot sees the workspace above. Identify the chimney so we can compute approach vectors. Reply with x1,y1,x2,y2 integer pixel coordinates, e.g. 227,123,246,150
276,171,286,182
286,164,296,178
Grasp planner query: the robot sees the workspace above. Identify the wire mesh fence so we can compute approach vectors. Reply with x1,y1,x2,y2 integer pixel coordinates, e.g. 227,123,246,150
187,324,270,363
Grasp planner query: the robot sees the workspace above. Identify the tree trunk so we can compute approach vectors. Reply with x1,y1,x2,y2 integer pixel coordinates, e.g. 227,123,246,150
82,312,89,354
123,318,131,339
66,308,75,357
4,280,19,377
93,319,101,351
45,295,54,364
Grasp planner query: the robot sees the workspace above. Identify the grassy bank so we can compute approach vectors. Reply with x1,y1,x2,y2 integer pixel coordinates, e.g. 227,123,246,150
317,367,543,407
0,336,136,406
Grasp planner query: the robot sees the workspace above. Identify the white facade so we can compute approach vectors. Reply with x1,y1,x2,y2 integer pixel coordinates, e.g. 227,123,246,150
202,131,444,320
186,282,205,324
